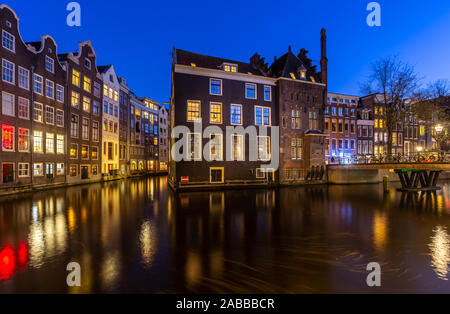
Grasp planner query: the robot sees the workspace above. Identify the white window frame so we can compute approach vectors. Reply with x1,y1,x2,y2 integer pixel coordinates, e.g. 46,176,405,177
187,133,202,161
56,163,65,176
18,128,30,152
2,58,15,85
209,78,222,96
245,83,257,100
230,104,243,126
56,84,64,102
33,73,43,95
2,124,15,152
18,66,30,90
46,106,55,125
46,133,55,154
45,55,54,73
33,163,44,177
33,102,44,123
56,109,64,127
18,163,30,178
1,91,15,117
56,134,65,154
45,80,54,99
209,133,223,161
255,106,271,126
264,85,272,102
33,131,43,153
2,30,15,53
258,136,271,161
209,102,222,124
18,97,30,120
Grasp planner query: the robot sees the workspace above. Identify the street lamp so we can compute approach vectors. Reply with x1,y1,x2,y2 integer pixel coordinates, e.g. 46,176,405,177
417,146,423,152
435,125,444,133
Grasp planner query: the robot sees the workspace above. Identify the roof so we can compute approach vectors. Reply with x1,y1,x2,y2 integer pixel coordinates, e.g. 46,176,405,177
175,49,266,76
268,50,321,83
26,41,42,51
97,65,112,73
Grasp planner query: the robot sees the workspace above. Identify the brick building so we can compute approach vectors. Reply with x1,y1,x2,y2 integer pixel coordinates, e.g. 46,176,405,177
357,105,375,157
118,77,130,176
59,41,103,184
159,104,169,172
324,93,358,164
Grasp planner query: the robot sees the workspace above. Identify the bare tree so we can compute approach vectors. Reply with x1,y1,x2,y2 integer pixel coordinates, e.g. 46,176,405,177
362,56,420,155
414,79,450,151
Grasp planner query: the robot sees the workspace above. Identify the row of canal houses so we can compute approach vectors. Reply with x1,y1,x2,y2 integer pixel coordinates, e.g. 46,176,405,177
0,5,163,191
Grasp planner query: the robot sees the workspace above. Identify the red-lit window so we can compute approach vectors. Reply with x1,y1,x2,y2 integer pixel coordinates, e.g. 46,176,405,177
2,124,14,151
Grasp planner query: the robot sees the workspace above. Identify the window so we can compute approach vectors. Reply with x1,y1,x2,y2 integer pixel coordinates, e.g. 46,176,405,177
114,91,119,102
81,145,89,160
18,128,29,152
70,144,78,159
291,110,301,129
210,79,222,95
56,135,64,154
92,146,99,160
83,76,91,92
69,165,77,177
33,102,43,122
57,163,65,176
83,96,90,112
264,86,272,101
2,92,14,116
46,106,55,125
109,104,113,115
45,163,55,179
71,114,79,138
231,134,244,161
231,104,242,125
245,83,256,99
256,168,266,179
85,59,91,69
2,59,14,84
187,133,201,160
2,30,15,52
114,106,118,117
255,106,271,126
56,85,64,102
258,136,271,161
223,63,237,72
187,101,201,122
92,165,98,176
46,133,54,153
71,91,80,108
45,56,54,73
33,131,43,153
33,164,44,177
33,74,43,94
209,134,223,161
210,102,222,124
93,82,101,98
2,124,14,151
309,111,318,130
56,110,64,127
291,138,303,160
72,69,80,86
18,163,30,178
210,168,224,184
45,80,55,99
92,121,99,142
93,101,100,115
82,118,89,140
18,67,29,90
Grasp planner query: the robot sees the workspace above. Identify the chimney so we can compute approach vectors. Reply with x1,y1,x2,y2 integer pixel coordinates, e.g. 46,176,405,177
320,28,328,86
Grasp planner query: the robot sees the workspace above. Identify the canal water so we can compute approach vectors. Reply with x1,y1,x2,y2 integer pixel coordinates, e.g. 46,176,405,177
1,177,450,293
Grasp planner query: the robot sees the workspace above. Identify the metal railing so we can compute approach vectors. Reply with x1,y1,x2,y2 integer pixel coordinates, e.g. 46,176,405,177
350,152,450,165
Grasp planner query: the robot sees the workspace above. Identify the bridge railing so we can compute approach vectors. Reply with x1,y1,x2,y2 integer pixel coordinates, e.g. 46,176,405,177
350,152,450,165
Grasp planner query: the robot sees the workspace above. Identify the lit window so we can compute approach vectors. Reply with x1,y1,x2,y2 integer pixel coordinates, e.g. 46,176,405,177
309,111,318,130
245,83,256,99
210,102,222,124
2,59,15,84
57,163,65,176
70,144,78,159
2,30,15,52
210,79,222,95
231,134,244,161
71,91,80,108
33,131,43,153
187,133,202,160
18,163,30,178
187,101,201,122
258,136,271,161
291,110,301,129
45,56,54,73
81,145,89,160
209,134,223,161
46,133,54,153
18,128,29,152
92,146,98,160
83,76,91,93
72,69,80,86
69,165,77,177
291,138,303,160
56,135,64,154
83,96,91,112
33,164,44,177
2,124,14,151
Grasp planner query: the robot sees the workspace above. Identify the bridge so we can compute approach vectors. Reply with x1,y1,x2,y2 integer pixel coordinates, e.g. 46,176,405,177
327,162,450,191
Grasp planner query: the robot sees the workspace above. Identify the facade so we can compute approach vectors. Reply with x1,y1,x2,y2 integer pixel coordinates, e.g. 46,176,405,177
169,29,328,190
357,106,375,157
139,97,160,173
324,93,358,164
98,65,120,175
59,41,103,184
159,104,169,172
118,77,130,176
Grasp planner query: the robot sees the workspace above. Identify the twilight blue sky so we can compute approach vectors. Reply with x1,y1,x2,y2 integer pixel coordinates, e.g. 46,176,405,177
7,0,450,103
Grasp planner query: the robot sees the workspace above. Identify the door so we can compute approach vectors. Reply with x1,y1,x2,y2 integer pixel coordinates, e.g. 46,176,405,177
2,163,14,183
81,166,89,180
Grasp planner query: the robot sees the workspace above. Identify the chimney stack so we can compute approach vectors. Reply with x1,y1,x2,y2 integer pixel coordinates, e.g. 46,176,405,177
320,28,328,86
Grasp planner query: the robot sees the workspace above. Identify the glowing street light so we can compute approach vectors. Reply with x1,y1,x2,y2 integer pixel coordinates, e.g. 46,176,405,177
435,125,444,133
417,146,424,152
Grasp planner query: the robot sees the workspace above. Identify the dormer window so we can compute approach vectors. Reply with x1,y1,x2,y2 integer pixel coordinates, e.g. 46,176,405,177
110,75,114,83
85,59,91,69
45,56,54,73
6,21,12,28
223,63,238,73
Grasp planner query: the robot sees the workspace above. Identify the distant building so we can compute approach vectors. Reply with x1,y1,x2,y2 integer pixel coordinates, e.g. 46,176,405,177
324,93,359,164
357,106,375,157
118,77,130,176
159,104,169,172
98,65,120,175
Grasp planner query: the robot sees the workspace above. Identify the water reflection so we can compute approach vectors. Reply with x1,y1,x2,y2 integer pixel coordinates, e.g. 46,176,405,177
0,178,450,293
